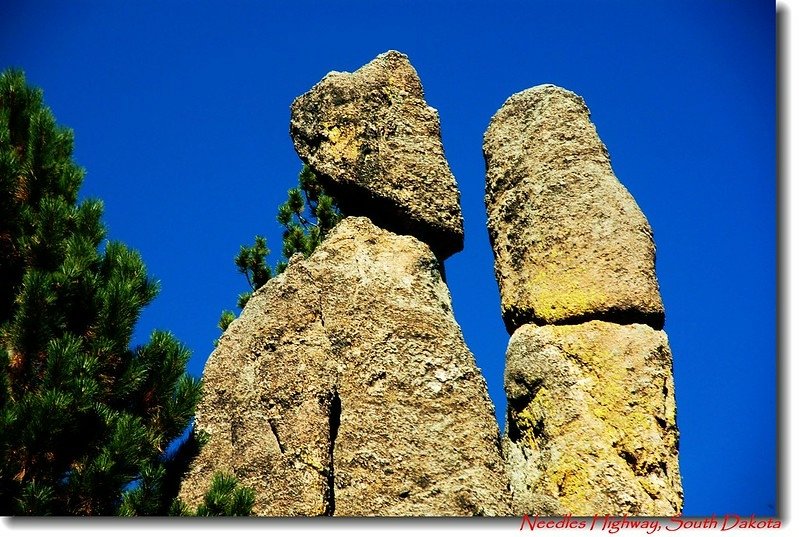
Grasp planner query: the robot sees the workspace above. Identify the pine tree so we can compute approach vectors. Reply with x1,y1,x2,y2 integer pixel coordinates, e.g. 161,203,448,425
275,164,342,273
187,472,255,516
0,69,250,515
118,432,254,516
218,165,341,333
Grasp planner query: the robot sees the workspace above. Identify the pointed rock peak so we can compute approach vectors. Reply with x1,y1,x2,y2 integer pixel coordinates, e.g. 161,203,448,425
290,51,464,260
352,50,424,93
179,217,510,516
484,84,665,333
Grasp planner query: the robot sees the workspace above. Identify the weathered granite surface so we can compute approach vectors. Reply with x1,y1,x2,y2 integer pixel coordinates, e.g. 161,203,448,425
291,51,464,260
503,321,683,516
179,217,510,516
484,84,664,333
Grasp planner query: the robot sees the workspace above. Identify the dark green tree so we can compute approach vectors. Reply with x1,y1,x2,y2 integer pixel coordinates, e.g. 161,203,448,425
118,432,254,516
218,165,341,333
275,164,342,272
189,472,255,516
0,69,250,515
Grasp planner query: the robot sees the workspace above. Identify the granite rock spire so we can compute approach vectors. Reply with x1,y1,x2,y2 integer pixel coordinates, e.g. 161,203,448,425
484,84,682,516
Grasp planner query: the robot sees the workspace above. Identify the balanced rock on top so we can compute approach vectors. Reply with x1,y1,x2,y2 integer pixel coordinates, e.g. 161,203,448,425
483,84,665,333
290,50,464,260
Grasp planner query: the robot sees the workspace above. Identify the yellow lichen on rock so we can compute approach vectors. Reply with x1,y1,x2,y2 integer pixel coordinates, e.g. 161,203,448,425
503,321,683,516
327,125,341,143
484,84,665,333
324,124,360,163
520,266,610,325
290,50,464,260
544,451,595,510
487,84,681,518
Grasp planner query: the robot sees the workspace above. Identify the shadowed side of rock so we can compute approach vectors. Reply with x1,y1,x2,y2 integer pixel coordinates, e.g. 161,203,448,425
290,51,464,260
178,217,510,516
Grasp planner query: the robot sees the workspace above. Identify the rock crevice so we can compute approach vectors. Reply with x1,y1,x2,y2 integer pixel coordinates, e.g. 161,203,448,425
324,389,341,516
180,55,681,518
178,218,511,516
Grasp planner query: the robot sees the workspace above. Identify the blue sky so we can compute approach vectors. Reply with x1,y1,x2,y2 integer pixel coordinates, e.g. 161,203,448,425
1,0,775,517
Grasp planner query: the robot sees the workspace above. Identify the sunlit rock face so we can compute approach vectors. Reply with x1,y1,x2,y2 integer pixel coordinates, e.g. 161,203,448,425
484,84,664,334
290,51,464,261
485,84,682,516
503,321,682,516
179,218,510,516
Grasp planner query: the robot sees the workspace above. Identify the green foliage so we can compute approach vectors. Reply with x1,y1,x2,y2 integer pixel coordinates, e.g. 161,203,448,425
234,235,271,293
0,68,252,516
217,165,342,335
217,311,236,333
118,428,252,517
163,470,254,517
276,165,342,265
194,472,255,516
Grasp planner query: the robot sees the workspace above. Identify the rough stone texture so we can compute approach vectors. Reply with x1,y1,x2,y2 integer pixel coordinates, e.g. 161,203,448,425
484,84,664,333
290,50,464,260
502,321,683,516
178,217,510,516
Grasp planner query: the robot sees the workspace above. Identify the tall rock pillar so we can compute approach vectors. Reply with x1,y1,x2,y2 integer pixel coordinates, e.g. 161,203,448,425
179,51,510,516
484,85,682,516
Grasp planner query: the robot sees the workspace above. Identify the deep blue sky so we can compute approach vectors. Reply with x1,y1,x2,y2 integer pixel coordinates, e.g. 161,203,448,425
1,0,775,517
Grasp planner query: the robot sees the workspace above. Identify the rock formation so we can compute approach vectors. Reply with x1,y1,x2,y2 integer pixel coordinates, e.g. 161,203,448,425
484,85,682,515
484,84,664,334
179,218,510,516
180,52,510,516
181,54,683,518
290,50,464,260
504,322,681,515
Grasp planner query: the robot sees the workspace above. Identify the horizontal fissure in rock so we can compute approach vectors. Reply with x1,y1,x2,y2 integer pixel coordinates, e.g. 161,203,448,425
502,304,665,334
306,164,464,261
